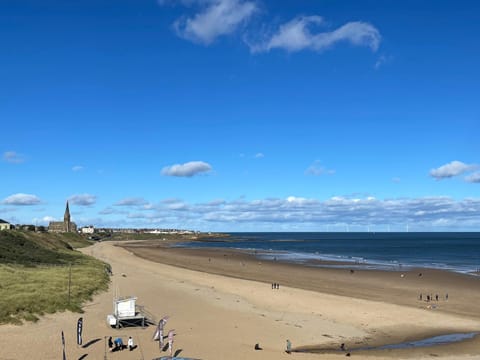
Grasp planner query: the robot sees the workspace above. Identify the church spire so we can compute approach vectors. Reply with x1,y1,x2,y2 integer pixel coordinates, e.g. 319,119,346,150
64,201,70,222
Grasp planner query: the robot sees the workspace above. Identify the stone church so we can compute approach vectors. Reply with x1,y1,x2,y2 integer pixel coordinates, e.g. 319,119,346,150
48,201,77,233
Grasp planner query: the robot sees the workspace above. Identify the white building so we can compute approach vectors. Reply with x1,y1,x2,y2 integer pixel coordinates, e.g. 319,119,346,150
81,225,95,234
0,219,11,231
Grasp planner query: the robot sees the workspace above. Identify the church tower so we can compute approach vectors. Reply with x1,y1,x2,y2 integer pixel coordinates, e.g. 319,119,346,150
64,201,71,232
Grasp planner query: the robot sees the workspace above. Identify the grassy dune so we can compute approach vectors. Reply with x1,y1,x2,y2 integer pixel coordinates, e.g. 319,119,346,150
0,231,110,324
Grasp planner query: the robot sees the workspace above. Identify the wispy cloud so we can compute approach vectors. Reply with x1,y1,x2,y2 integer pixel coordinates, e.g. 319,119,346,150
162,2,381,58
2,193,41,206
3,151,25,164
305,161,335,176
72,165,84,172
162,161,212,177
249,16,381,53
254,152,264,158
429,160,478,180
171,0,258,44
99,207,127,215
113,197,153,210
374,54,392,69
68,194,97,206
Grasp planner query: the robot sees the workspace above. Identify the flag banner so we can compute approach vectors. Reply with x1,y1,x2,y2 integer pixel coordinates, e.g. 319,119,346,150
61,331,67,360
77,317,83,346
153,316,169,341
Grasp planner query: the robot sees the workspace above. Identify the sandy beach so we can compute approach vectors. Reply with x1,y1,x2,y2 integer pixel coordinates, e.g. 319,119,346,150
1,240,480,360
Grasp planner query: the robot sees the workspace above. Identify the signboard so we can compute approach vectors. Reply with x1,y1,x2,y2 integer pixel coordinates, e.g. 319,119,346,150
115,297,136,317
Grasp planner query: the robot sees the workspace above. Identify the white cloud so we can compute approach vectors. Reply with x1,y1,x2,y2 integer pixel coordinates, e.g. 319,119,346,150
430,160,477,180
68,194,97,206
305,161,335,176
114,197,148,206
95,195,480,230
465,172,480,183
254,152,264,158
172,0,258,44
42,216,57,222
2,193,41,206
161,161,212,177
99,207,126,215
72,165,84,172
3,151,25,164
250,16,380,53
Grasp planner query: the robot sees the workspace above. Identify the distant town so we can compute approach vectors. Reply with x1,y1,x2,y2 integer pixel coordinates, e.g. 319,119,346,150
0,201,199,236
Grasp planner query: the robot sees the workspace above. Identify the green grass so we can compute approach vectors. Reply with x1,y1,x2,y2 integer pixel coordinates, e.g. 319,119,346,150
0,231,110,324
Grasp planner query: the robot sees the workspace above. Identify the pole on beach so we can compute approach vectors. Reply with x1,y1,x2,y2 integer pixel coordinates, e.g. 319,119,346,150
61,331,67,360
104,336,108,360
68,263,72,305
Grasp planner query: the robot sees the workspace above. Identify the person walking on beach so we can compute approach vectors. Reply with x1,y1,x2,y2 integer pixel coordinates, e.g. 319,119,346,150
286,339,292,354
108,336,114,352
128,336,134,351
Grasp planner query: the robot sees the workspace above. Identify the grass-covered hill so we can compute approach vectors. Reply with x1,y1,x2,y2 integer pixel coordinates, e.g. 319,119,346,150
0,230,110,324
0,230,91,265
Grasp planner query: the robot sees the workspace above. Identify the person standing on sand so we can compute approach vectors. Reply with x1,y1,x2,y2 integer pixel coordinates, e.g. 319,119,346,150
108,336,114,352
286,339,292,354
128,336,134,351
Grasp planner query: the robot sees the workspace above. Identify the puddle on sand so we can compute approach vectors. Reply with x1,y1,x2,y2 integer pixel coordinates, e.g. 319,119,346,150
371,332,478,350
298,332,478,354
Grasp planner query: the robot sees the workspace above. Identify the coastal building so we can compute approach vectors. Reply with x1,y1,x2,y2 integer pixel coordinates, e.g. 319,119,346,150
48,201,77,233
81,225,95,234
0,219,11,231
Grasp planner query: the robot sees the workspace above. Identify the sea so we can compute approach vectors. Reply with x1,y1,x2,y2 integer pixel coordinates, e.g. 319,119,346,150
175,232,480,274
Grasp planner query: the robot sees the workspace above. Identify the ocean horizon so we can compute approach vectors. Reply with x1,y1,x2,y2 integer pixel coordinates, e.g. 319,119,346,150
175,232,480,274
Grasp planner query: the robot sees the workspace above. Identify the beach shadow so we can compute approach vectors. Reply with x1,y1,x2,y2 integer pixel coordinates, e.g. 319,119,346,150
78,354,88,360
82,338,102,348
162,343,169,352
174,349,183,357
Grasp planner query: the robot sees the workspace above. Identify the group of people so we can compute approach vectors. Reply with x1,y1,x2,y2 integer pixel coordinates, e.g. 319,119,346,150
418,293,448,302
271,283,280,289
107,336,135,352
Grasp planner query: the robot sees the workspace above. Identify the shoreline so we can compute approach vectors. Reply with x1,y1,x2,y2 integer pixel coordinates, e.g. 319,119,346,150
168,231,480,275
178,244,480,276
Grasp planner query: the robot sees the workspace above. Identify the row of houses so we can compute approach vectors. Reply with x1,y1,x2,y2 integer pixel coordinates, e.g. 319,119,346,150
0,218,95,234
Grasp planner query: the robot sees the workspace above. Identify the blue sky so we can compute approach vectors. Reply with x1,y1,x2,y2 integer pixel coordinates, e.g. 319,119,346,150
1,0,479,231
